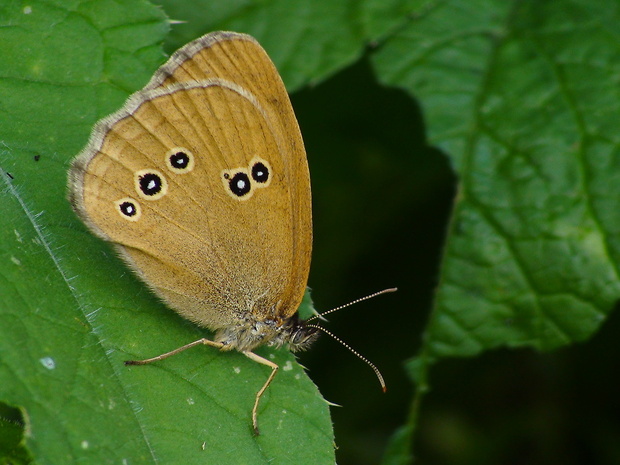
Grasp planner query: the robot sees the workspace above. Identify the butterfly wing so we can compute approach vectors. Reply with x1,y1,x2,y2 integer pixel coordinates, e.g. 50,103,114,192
69,33,311,329
145,32,312,277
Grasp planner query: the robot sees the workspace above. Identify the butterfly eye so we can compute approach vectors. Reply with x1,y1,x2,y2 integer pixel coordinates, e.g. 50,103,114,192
166,148,195,173
115,197,141,221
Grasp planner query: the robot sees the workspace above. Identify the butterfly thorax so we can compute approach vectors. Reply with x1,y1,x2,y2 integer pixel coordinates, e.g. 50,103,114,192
214,314,319,353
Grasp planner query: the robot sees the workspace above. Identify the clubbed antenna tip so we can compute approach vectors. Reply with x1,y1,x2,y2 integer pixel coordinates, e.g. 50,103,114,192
307,287,397,391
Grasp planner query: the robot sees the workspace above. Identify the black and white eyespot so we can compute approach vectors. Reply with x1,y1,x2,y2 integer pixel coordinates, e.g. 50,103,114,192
225,171,252,198
134,169,168,200
115,198,142,221
165,147,195,174
250,157,271,187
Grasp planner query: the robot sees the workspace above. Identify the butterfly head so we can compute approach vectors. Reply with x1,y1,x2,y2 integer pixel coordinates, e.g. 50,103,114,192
282,316,320,352
258,314,320,352
214,313,319,353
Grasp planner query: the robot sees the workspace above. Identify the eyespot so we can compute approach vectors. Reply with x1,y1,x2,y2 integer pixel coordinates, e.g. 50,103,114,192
134,169,167,200
250,158,271,187
227,171,252,197
115,198,141,221
166,148,194,173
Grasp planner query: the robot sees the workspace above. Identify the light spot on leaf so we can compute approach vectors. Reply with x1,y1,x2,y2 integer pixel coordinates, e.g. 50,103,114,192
40,356,55,369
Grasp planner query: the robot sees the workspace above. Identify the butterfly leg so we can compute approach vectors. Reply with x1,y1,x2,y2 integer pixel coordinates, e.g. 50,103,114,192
243,350,279,436
125,338,225,365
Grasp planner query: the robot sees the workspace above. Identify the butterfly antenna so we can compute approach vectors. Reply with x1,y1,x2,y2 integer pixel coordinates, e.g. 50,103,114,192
307,324,387,392
306,287,396,392
307,288,397,321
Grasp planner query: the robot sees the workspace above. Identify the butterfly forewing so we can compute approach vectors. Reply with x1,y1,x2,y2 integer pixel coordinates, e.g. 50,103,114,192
70,33,311,328
146,32,312,316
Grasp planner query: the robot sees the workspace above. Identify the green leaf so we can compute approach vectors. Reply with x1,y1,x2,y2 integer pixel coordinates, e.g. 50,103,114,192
375,0,620,358
372,0,620,462
0,1,339,464
0,403,32,465
156,0,418,89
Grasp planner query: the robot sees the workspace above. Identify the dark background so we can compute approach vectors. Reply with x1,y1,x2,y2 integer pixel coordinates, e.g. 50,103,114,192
290,56,620,465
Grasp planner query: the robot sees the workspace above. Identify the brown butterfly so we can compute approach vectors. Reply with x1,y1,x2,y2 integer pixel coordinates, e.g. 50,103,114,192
69,31,391,434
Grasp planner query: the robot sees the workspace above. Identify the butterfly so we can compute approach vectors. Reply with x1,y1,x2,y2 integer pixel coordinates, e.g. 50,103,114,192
69,31,390,435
